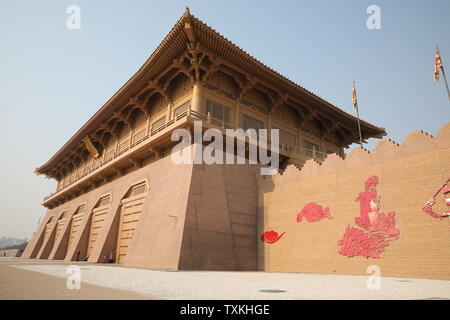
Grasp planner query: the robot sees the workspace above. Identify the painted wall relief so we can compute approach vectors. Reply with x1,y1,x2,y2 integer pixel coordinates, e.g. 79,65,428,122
260,230,285,244
338,176,400,259
422,177,450,219
296,202,332,223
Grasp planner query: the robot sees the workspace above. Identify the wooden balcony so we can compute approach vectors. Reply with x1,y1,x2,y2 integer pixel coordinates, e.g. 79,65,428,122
43,107,328,208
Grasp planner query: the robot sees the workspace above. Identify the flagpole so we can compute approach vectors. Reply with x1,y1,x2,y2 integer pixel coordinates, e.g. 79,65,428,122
356,108,363,146
353,81,363,146
436,45,450,100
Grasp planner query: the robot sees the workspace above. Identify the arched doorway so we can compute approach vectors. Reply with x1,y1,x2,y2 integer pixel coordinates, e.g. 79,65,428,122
67,204,86,258
87,195,111,260
115,182,148,264
54,211,68,247
43,216,55,245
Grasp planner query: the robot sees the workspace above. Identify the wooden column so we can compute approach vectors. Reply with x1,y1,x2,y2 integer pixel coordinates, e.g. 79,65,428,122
166,98,173,122
82,159,87,176
128,124,133,148
145,117,150,135
297,117,303,147
191,82,202,113
234,101,240,127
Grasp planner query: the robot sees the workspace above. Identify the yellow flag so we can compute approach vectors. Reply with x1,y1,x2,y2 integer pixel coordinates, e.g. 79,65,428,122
434,48,443,82
352,82,358,112
82,136,100,158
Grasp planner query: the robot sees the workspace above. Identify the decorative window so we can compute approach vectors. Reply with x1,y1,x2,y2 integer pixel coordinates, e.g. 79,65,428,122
151,117,166,132
303,140,320,157
206,99,230,123
243,114,264,131
130,183,147,197
97,195,111,208
279,129,296,146
92,157,101,169
117,141,128,153
105,150,115,161
132,129,146,144
70,169,77,183
76,204,86,215
131,109,146,128
173,101,190,118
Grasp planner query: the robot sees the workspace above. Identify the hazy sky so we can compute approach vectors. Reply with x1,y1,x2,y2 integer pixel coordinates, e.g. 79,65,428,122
1,0,449,239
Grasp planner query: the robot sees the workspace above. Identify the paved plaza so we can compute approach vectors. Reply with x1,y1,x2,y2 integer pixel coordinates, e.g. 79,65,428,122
1,258,449,300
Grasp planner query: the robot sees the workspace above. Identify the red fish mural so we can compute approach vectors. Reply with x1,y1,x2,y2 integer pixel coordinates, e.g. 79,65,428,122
260,230,285,244
422,177,450,219
338,175,400,259
296,202,332,223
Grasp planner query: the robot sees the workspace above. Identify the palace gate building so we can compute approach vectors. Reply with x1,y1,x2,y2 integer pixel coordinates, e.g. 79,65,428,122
24,9,450,279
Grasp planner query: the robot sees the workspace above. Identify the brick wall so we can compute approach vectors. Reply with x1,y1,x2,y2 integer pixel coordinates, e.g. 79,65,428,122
258,123,450,279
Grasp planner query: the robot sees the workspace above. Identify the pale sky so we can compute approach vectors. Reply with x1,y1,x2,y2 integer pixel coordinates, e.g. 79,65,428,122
1,0,449,239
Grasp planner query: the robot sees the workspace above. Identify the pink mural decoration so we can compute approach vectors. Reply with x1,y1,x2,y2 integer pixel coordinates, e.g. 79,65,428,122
354,175,399,236
422,177,450,219
338,175,400,259
260,230,285,244
296,202,332,223
337,226,388,259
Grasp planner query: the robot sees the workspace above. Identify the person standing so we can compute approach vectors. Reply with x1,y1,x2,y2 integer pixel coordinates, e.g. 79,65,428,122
108,250,115,263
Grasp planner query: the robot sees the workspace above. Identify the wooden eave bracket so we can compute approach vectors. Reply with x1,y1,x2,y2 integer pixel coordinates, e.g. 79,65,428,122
150,146,163,158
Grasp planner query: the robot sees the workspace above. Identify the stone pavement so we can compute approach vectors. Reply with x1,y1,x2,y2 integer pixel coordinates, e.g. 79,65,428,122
1,258,449,300
0,259,151,300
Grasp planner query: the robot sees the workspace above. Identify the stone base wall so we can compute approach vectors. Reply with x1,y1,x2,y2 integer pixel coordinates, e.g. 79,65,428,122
178,163,260,270
23,154,261,271
23,155,194,270
0,249,20,257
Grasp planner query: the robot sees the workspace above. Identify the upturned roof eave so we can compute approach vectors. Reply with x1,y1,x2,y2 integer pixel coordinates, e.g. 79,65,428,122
35,16,186,175
36,11,386,175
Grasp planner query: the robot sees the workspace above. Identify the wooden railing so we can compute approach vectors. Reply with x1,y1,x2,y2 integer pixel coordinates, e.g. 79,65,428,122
46,107,329,201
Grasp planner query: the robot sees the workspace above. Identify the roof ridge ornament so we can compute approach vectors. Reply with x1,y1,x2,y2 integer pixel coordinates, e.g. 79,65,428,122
183,7,196,43
184,7,191,17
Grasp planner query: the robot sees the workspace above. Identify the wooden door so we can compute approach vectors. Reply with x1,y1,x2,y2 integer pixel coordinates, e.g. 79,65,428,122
87,208,108,258
116,183,147,264
116,200,144,264
87,196,110,259
54,216,66,245
67,212,84,252
43,218,54,243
